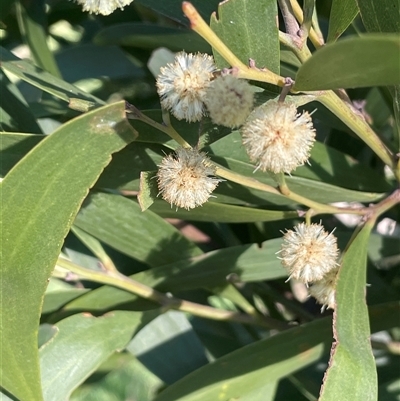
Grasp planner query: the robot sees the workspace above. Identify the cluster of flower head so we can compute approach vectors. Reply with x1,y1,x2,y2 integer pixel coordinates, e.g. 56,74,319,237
155,50,321,279
156,51,316,174
156,52,254,126
278,222,340,310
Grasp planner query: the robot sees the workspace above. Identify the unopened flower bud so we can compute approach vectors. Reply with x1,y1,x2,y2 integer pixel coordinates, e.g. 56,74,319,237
204,75,254,128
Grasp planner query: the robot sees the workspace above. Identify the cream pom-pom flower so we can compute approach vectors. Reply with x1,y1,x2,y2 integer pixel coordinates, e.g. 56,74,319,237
156,147,222,210
74,0,133,15
278,222,339,284
241,100,316,174
309,267,339,311
204,75,254,128
156,52,216,122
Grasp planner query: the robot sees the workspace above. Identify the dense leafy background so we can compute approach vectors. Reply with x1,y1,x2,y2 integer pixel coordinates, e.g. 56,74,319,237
1,1,399,401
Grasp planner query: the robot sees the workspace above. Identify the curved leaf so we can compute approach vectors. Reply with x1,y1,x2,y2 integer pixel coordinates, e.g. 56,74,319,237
0,133,43,176
327,0,359,42
135,0,221,25
210,0,279,72
153,318,332,401
212,156,385,205
94,23,211,53
40,311,155,401
320,223,377,401
56,44,144,82
16,1,61,77
0,46,103,105
127,311,209,384
0,72,43,134
0,101,137,401
149,200,298,222
73,192,203,266
356,0,400,33
294,35,400,91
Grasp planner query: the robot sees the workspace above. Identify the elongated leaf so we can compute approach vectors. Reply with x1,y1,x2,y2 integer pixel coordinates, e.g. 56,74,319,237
0,47,103,105
0,101,137,401
16,0,61,77
153,318,332,401
356,0,400,148
38,324,58,349
42,289,89,314
210,0,279,72
327,0,359,42
393,85,400,151
94,23,211,53
294,35,400,90
73,192,203,266
70,354,163,401
0,133,43,176
356,0,400,33
301,0,315,36
356,0,400,142
211,156,385,205
149,200,298,222
135,0,221,25
56,44,145,83
127,311,209,384
63,238,287,313
70,225,111,265
320,223,377,401
143,238,287,289
0,72,43,134
40,311,155,401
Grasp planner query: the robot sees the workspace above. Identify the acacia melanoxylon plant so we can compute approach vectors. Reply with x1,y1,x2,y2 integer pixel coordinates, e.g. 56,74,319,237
1,1,399,401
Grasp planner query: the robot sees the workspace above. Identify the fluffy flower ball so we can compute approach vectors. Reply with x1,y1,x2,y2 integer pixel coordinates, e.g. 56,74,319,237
309,267,339,311
241,100,316,174
74,0,133,15
156,147,222,210
204,75,254,128
279,222,339,284
156,52,216,122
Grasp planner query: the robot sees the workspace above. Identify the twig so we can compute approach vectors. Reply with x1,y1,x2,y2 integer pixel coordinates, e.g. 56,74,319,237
125,101,191,149
57,258,291,331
